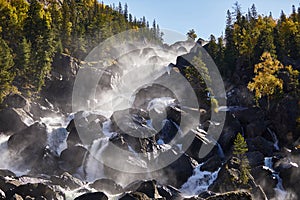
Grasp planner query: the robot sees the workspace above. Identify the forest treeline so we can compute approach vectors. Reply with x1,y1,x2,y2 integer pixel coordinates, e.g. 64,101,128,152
205,3,300,79
0,0,162,102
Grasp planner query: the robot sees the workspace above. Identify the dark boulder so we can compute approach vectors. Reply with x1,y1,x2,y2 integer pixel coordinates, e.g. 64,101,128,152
275,158,300,199
251,166,276,199
0,108,28,133
74,192,108,200
89,178,123,194
52,53,78,81
124,180,160,199
59,145,88,173
200,155,222,172
157,152,195,188
50,172,83,190
0,176,22,195
0,169,16,177
119,192,151,200
157,184,182,200
7,183,64,200
7,122,47,168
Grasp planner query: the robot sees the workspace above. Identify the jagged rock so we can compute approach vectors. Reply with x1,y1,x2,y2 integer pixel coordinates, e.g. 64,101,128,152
90,178,123,194
157,184,182,200
246,136,274,156
156,119,179,144
119,192,151,200
0,176,22,195
132,84,176,110
67,127,82,147
251,166,276,199
7,183,64,200
52,53,78,81
0,108,28,133
0,169,16,177
124,180,160,199
59,145,88,173
275,157,300,199
50,172,83,190
158,152,195,188
74,192,108,200
200,155,222,172
208,163,241,193
205,191,252,200
7,122,47,168
3,93,28,109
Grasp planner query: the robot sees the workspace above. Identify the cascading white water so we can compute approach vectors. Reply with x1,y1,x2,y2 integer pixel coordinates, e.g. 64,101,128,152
85,137,109,182
180,163,220,197
264,157,287,200
267,128,280,151
41,115,70,155
0,134,30,176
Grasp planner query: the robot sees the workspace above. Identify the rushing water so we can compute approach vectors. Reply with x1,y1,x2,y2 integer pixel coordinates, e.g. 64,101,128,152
180,163,219,197
264,157,287,200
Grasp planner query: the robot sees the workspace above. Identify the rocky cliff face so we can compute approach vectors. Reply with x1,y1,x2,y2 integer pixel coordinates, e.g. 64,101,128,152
0,39,299,200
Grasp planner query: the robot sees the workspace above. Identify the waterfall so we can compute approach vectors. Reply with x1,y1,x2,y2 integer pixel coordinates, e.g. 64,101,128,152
264,157,287,200
180,163,220,197
85,138,109,182
267,128,279,151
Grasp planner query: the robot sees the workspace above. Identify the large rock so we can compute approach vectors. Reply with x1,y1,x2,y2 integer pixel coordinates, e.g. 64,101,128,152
52,53,78,81
51,172,83,190
7,122,47,167
119,192,151,200
74,192,108,200
251,166,276,199
0,108,28,133
124,180,160,199
59,145,88,173
7,183,64,200
89,178,123,194
246,136,274,156
157,152,195,188
200,155,222,172
275,157,300,199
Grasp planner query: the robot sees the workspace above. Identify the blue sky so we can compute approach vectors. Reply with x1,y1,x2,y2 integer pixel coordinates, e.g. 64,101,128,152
103,0,300,40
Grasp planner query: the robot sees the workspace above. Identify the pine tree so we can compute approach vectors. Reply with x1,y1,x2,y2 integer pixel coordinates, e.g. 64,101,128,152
0,37,15,103
187,29,197,41
233,133,250,185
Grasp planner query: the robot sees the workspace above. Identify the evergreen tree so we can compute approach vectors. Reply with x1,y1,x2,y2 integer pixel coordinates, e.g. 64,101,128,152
187,29,197,41
0,37,15,103
233,133,250,185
